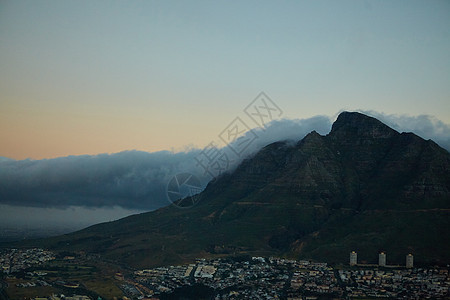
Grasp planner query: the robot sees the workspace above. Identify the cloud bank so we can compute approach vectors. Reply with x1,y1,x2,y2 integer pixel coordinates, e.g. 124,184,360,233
0,112,448,211
0,150,203,210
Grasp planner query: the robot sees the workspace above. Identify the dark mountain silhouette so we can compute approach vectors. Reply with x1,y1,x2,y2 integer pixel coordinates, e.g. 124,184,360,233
24,112,450,267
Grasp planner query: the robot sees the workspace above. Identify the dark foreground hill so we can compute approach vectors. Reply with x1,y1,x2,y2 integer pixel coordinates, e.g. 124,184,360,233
24,112,450,268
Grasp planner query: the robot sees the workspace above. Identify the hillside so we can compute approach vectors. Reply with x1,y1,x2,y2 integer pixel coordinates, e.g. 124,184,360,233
25,112,450,268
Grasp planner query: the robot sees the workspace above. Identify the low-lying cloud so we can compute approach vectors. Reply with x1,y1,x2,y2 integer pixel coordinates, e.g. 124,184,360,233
0,112,448,211
0,150,203,210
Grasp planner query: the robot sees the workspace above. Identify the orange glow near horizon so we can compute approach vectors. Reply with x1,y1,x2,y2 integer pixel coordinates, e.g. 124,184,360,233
0,101,224,160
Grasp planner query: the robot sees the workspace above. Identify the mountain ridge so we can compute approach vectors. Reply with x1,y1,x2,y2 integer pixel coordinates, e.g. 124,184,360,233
19,111,450,268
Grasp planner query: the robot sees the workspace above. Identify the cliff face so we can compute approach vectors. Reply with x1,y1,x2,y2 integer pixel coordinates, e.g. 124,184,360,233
212,111,449,210
31,112,450,267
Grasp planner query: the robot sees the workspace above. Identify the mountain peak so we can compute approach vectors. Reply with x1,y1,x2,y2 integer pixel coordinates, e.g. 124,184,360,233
329,111,398,139
28,111,450,268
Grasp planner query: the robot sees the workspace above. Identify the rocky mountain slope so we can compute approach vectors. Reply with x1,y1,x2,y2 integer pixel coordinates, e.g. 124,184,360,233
25,112,450,267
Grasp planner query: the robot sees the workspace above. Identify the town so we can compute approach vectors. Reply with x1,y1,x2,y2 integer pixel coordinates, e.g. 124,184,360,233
128,256,450,299
0,248,55,274
1,248,449,299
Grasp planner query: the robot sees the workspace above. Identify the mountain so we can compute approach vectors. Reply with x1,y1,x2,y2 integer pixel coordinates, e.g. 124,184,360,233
24,112,450,267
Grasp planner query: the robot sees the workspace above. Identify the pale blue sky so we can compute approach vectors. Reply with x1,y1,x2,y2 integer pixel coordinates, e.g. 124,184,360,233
1,0,449,159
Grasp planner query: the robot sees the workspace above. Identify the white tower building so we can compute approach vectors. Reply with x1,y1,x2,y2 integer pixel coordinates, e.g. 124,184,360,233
379,252,386,267
406,254,414,268
350,251,357,266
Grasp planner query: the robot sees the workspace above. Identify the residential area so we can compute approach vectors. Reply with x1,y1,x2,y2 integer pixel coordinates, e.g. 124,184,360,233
1,249,449,299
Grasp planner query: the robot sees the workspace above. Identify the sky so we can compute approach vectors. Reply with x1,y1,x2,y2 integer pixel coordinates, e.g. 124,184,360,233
1,0,449,160
0,1,449,231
